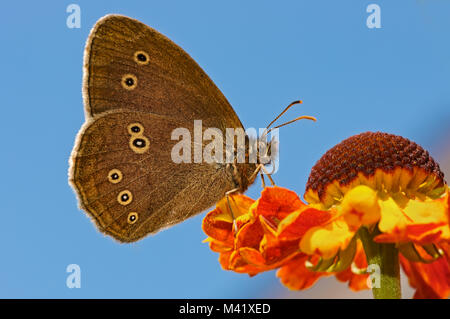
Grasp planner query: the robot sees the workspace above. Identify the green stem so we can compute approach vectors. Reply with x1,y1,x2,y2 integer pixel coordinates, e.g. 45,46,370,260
358,227,401,299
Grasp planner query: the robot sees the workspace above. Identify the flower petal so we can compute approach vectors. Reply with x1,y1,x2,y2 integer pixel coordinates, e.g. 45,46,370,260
252,186,305,225
209,240,232,253
335,242,370,291
235,219,264,250
377,191,449,244
228,250,267,276
202,211,234,244
400,252,450,299
237,247,267,266
277,207,333,241
258,216,300,265
299,218,356,260
276,255,330,290
339,185,381,228
202,194,255,243
218,251,233,270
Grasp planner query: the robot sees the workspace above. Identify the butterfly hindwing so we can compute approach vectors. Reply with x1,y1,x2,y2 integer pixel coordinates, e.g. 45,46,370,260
70,110,235,242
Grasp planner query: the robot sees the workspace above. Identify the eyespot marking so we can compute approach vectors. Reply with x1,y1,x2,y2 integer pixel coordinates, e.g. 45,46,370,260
121,74,137,90
108,169,123,184
129,136,149,154
134,51,149,65
117,190,133,206
127,123,144,135
127,212,139,224
133,138,146,148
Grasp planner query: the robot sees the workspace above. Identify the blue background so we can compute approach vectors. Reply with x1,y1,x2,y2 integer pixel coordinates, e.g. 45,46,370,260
0,0,449,298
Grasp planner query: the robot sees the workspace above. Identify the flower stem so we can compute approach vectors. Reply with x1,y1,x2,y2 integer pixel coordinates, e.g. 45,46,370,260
358,227,401,299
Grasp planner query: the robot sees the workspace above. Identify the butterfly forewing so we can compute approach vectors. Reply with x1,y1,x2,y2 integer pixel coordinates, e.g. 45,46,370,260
84,14,243,130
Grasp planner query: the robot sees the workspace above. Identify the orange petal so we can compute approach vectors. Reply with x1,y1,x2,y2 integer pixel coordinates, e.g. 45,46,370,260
278,207,333,241
263,240,301,266
202,208,234,244
235,219,264,250
228,250,266,276
258,216,301,265
202,194,255,243
276,255,330,290
209,240,232,253
238,247,267,266
378,191,449,245
335,242,370,291
218,251,233,270
375,223,445,244
440,241,450,256
252,186,305,225
226,194,256,219
400,253,450,299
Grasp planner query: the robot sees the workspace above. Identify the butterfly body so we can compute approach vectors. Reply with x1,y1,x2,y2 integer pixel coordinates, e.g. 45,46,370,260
69,15,260,242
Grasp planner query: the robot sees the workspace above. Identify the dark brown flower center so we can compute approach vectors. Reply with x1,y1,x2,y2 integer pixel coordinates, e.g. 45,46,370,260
306,132,444,200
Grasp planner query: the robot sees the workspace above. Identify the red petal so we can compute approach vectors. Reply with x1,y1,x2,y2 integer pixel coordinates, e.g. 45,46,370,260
228,250,265,276
235,219,264,250
209,240,232,253
202,208,234,244
335,243,370,291
276,255,330,290
400,253,450,299
202,194,255,244
375,223,446,245
278,207,333,241
253,187,305,224
218,251,233,270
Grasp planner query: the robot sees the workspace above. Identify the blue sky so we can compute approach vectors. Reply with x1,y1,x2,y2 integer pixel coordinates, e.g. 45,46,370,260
0,1,449,298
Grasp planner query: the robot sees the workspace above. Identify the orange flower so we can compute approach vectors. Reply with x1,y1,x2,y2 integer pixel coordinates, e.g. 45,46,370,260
202,132,450,299
203,186,369,291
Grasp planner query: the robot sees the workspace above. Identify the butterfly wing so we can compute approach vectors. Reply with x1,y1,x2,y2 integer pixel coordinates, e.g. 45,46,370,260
83,14,242,131
70,110,236,242
71,15,253,242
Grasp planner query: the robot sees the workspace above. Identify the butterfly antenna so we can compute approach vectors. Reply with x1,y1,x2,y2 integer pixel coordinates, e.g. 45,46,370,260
266,115,317,135
261,100,303,139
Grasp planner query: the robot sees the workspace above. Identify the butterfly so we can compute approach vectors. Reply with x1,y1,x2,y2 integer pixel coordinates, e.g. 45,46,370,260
69,14,312,243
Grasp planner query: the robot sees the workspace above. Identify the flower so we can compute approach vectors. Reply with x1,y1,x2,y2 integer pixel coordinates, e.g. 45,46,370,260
202,186,369,291
202,131,450,299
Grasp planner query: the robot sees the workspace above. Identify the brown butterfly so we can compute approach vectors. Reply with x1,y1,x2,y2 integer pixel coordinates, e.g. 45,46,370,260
69,14,311,243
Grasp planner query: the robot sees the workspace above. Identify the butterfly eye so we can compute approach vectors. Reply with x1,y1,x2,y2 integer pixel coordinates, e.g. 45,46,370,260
108,169,123,184
129,136,150,154
121,74,138,90
117,190,133,206
127,212,139,224
134,51,150,65
127,123,144,135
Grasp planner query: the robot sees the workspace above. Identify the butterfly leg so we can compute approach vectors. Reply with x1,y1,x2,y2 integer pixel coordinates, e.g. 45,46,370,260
249,164,262,184
225,188,240,233
260,170,266,188
260,165,276,186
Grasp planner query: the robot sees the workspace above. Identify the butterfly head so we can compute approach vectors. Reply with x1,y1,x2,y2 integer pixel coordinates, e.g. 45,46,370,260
230,100,315,192
229,134,278,192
